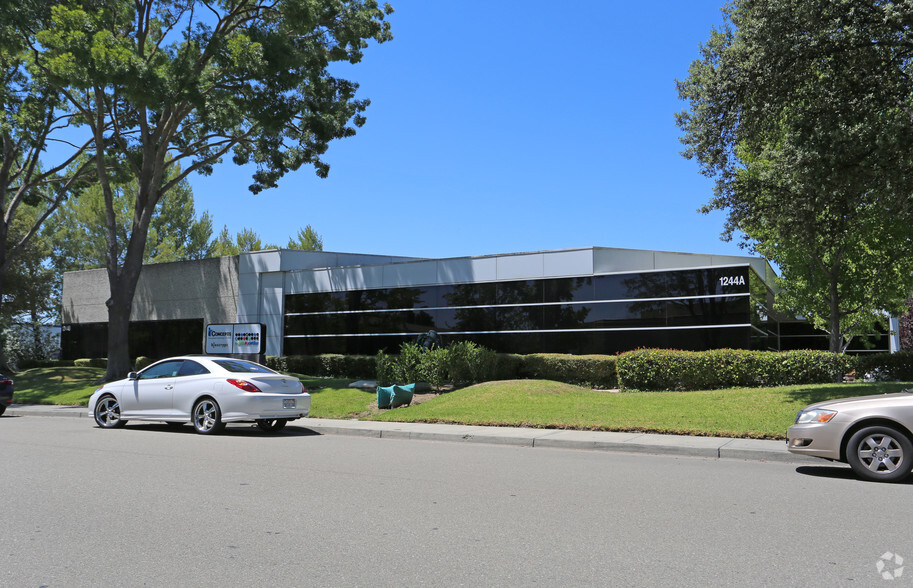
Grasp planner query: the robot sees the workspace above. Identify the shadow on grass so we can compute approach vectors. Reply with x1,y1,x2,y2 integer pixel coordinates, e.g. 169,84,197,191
785,382,913,406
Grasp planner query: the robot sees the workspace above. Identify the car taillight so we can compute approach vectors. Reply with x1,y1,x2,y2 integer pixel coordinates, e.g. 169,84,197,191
227,379,262,393
0,379,12,386
301,383,308,394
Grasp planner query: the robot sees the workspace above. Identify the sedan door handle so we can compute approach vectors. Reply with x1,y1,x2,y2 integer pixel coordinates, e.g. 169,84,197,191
165,385,174,390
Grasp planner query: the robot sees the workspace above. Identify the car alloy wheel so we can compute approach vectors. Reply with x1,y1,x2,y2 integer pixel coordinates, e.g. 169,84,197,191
192,398,225,435
847,426,913,483
255,419,288,433
94,395,127,429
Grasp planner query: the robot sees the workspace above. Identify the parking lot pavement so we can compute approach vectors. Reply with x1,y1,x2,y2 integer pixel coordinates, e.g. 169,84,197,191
4,404,816,464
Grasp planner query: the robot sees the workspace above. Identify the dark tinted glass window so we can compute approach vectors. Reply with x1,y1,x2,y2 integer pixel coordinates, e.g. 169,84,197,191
595,272,668,300
140,360,183,379
544,277,593,303
213,360,275,374
498,280,542,305
178,360,210,376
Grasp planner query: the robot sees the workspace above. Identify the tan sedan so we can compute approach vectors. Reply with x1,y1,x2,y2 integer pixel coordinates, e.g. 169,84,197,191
787,390,913,482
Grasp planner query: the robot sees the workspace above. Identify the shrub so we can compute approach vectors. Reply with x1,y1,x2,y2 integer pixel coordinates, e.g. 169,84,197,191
857,351,913,381
517,354,617,389
376,341,500,388
616,348,858,391
74,358,107,369
16,359,75,370
134,356,155,371
281,354,376,378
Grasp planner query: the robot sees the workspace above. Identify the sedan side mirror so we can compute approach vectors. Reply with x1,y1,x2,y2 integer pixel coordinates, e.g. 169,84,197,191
127,372,139,380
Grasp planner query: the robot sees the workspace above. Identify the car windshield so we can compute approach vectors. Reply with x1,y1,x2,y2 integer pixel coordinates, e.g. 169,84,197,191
213,359,276,374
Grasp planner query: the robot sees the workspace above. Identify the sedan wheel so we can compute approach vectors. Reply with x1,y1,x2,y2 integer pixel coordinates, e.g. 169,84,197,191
94,395,128,429
192,398,225,435
255,419,288,433
847,426,913,483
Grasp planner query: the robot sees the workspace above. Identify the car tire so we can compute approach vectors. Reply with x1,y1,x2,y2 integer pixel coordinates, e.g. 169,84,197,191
846,426,913,483
255,419,288,433
94,395,128,429
0,405,6,417
192,398,225,435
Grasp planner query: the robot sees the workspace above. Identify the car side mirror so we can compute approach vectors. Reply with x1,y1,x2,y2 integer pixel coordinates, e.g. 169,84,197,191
127,372,139,380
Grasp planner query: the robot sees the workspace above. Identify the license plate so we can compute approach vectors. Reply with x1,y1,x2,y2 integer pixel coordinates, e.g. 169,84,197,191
283,399,296,409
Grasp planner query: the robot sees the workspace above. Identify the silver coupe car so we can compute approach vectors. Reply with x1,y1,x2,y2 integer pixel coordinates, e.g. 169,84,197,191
88,355,310,434
787,389,913,482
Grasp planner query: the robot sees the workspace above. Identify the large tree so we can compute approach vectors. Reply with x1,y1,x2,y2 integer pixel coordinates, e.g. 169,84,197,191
46,171,215,270
677,0,913,352
0,1,98,370
31,0,393,379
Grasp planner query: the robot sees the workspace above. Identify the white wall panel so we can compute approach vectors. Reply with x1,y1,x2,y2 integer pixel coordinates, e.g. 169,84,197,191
543,249,593,277
496,254,544,280
654,251,713,270
437,257,498,284
593,248,655,274
383,260,438,287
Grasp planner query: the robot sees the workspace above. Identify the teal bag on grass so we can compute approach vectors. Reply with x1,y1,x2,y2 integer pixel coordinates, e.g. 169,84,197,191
392,383,415,408
376,385,395,409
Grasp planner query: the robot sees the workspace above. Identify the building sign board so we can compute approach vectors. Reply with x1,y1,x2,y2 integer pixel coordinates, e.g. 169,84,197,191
205,323,265,355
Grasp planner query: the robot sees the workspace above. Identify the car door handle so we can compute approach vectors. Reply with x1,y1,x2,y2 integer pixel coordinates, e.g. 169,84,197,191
165,385,174,390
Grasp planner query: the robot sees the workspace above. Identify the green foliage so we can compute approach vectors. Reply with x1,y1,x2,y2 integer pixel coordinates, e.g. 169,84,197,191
857,352,913,382
27,0,394,380
2,323,59,369
287,225,324,251
277,354,376,379
134,356,154,371
517,354,617,389
376,341,500,388
45,169,214,270
16,359,75,370
677,0,913,351
616,349,857,391
74,358,107,369
211,224,324,256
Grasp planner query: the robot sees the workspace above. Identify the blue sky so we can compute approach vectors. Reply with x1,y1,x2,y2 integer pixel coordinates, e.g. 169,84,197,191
189,0,739,260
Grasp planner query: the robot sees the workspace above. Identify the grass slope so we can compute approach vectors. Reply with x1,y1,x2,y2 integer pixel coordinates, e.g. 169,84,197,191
368,379,913,439
12,367,105,405
10,367,912,439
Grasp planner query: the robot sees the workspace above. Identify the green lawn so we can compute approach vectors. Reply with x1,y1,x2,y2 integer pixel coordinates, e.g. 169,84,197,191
9,366,912,439
11,367,106,405
367,379,913,439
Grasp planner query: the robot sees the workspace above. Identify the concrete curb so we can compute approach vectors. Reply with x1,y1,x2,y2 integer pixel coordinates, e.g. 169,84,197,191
5,405,818,464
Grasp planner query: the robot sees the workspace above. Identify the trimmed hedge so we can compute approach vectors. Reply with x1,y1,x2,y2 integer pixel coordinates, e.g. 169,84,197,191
16,359,76,370
267,348,913,392
74,358,107,369
516,354,617,389
265,354,376,379
615,348,857,391
857,351,913,381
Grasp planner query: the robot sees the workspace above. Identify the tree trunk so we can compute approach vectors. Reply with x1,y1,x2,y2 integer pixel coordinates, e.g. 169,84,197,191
103,243,147,381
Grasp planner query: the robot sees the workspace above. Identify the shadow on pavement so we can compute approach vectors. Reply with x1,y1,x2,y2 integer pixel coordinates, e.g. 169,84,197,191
795,465,913,485
105,422,323,437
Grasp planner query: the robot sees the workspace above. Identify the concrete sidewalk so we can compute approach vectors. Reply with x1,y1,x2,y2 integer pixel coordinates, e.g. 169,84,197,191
4,404,816,464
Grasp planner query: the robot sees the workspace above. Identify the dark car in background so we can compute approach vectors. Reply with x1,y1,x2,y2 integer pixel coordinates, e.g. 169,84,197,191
0,374,12,416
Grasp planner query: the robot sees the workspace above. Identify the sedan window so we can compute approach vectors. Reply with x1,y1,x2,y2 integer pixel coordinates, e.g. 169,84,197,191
139,361,184,379
178,360,210,377
213,359,276,374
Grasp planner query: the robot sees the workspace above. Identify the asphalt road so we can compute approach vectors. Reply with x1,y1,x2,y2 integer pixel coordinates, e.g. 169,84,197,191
2,416,911,587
